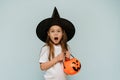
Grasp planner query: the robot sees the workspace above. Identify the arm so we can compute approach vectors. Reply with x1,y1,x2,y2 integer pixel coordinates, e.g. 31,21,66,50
40,52,64,70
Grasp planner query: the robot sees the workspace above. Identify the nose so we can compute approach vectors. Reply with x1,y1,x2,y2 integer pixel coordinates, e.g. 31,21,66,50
54,31,58,35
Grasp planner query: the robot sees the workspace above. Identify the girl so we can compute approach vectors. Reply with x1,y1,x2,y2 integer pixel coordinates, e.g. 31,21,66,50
36,7,75,80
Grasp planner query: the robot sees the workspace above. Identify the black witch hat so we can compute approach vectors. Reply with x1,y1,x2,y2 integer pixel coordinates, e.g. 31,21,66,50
36,7,75,42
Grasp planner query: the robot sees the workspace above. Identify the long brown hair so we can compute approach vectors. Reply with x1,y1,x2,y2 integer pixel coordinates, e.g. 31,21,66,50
46,27,68,61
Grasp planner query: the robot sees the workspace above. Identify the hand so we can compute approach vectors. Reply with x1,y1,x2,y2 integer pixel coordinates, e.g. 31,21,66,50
65,51,70,58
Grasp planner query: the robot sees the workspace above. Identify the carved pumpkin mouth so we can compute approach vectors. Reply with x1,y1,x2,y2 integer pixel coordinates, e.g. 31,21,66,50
72,66,81,71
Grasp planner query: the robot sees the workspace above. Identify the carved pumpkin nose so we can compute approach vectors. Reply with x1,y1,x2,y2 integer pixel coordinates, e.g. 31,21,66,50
63,58,81,75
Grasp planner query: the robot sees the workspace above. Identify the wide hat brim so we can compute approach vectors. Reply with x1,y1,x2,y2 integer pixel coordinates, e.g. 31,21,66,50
36,7,75,42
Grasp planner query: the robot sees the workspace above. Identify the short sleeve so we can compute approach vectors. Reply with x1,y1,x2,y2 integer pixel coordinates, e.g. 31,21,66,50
39,46,49,63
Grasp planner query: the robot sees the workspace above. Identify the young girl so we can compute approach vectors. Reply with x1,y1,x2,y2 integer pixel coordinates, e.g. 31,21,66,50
36,7,75,80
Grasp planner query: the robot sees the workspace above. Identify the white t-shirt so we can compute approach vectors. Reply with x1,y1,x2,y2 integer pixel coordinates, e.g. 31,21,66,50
39,45,67,80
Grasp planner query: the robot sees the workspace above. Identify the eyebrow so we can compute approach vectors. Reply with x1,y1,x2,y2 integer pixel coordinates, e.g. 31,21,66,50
50,28,62,30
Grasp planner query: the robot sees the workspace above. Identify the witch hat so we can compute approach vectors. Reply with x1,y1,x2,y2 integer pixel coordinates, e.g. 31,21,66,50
36,7,75,42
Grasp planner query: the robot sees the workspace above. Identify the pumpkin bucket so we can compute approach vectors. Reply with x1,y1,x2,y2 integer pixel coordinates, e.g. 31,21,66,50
63,54,81,75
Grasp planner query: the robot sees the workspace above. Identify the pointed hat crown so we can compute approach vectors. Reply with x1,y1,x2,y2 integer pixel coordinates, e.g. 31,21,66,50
52,7,60,18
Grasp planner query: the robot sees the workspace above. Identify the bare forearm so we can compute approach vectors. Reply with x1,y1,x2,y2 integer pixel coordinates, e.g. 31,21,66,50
40,52,64,70
40,57,58,70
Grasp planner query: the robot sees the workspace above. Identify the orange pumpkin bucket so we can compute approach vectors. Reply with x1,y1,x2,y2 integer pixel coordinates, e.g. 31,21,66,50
63,54,81,75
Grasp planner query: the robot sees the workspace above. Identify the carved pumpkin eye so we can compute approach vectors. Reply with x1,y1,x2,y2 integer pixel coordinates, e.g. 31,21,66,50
76,60,78,63
72,62,76,64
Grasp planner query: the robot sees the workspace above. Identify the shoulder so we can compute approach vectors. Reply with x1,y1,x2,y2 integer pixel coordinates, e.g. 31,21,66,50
40,45,49,56
40,45,50,54
41,45,49,51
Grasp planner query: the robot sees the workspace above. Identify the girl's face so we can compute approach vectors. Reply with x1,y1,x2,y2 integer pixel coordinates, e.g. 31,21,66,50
48,25,63,45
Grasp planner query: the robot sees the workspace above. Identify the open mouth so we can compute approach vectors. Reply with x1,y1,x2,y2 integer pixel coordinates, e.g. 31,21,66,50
54,37,58,40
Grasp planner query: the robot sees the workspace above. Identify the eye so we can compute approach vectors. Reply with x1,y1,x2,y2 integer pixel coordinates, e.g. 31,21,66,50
50,30,54,33
57,30,61,32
